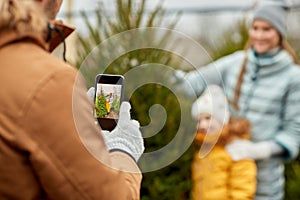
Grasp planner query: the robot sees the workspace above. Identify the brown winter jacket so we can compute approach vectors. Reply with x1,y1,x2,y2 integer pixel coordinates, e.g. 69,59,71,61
0,23,141,200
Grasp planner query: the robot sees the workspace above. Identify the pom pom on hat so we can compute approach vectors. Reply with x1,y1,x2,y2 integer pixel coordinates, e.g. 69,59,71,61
252,3,288,38
191,85,230,124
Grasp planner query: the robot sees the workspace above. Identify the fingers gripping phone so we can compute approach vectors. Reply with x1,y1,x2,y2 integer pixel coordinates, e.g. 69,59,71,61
94,74,124,131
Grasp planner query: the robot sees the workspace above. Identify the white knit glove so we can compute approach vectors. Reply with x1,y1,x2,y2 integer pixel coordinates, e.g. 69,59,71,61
87,87,95,102
225,139,272,161
101,102,145,162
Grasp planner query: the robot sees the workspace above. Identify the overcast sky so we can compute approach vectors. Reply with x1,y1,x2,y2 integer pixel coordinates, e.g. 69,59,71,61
57,0,300,36
58,0,300,14
58,0,258,18
57,0,254,36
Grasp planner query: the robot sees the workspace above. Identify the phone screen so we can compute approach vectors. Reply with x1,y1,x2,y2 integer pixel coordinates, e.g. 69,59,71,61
94,74,124,131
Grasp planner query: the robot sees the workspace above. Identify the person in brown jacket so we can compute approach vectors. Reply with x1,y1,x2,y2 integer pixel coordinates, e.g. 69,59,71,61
0,0,144,199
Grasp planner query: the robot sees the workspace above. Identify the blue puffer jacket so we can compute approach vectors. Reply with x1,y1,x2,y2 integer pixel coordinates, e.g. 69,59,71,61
180,48,300,200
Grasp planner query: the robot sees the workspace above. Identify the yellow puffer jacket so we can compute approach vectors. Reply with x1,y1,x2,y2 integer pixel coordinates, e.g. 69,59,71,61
191,119,257,200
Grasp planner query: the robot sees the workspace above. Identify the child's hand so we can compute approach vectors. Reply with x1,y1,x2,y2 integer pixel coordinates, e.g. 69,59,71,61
225,139,272,161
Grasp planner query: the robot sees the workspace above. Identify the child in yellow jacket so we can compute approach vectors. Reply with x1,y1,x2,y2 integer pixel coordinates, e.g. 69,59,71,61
191,85,257,200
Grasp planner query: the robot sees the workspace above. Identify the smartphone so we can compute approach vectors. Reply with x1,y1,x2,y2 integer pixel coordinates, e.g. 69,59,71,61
94,74,124,131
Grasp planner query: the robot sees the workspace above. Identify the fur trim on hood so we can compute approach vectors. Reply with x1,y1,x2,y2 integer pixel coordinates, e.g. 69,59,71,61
194,117,251,147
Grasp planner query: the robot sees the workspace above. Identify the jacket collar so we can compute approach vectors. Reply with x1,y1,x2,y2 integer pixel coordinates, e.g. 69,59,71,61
0,30,47,50
246,48,293,77
48,21,75,52
0,21,75,53
248,48,293,68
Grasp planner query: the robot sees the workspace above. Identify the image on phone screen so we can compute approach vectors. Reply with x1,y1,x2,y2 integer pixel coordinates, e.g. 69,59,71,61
95,83,122,119
94,74,124,131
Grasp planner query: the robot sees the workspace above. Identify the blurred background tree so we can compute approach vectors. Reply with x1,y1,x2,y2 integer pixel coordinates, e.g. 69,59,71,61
75,0,196,199
74,0,300,199
95,94,107,118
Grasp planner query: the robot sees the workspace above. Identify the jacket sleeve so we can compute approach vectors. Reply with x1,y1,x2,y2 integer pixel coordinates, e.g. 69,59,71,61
24,66,142,199
228,159,257,200
274,72,300,160
177,51,243,97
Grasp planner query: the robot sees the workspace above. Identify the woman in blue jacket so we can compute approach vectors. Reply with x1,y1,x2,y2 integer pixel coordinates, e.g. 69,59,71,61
176,3,300,200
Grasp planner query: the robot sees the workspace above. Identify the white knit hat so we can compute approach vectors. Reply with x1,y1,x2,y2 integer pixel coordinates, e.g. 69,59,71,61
191,85,230,124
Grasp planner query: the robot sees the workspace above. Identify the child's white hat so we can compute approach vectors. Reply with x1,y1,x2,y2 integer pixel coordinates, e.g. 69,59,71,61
191,85,230,124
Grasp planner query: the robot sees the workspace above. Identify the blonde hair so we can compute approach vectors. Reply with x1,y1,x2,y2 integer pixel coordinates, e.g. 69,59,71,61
232,39,300,110
0,0,47,34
